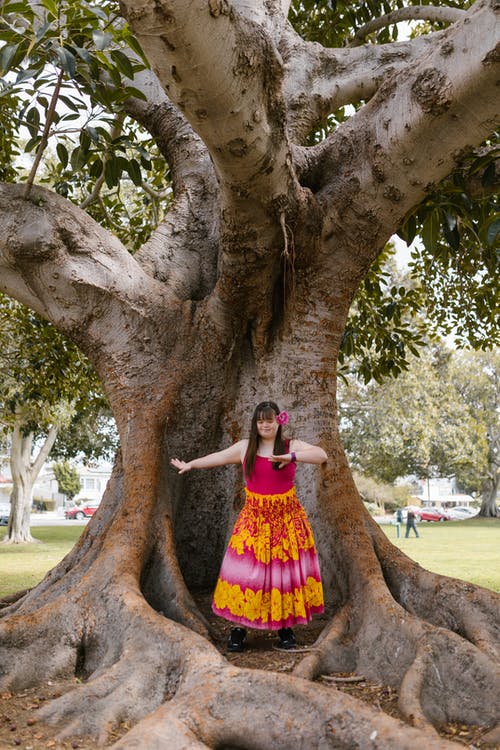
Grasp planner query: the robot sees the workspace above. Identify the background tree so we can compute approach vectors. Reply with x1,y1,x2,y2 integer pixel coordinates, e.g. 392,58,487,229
0,293,115,543
339,346,487,482
449,349,500,517
53,460,81,504
0,0,499,747
339,346,499,514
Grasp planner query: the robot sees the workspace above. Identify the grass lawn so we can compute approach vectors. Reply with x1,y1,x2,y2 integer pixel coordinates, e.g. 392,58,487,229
383,517,500,592
0,525,83,599
0,519,499,600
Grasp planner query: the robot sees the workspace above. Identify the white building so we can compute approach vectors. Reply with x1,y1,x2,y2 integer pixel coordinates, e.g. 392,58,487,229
33,462,113,508
413,476,475,508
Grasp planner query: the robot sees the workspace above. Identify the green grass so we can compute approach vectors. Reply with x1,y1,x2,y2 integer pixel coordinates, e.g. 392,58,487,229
0,525,83,599
0,520,499,600
383,517,500,592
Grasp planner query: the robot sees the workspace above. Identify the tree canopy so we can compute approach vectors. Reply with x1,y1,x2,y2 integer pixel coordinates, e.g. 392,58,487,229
1,0,498,382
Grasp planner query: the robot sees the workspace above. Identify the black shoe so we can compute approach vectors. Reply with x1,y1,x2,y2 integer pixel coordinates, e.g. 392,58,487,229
277,627,297,650
227,627,246,652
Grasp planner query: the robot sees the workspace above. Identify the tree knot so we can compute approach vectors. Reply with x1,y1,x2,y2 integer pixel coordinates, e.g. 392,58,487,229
411,68,453,117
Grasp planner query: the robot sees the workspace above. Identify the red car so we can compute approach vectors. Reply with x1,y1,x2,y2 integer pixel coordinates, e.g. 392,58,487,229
65,501,100,520
415,507,451,522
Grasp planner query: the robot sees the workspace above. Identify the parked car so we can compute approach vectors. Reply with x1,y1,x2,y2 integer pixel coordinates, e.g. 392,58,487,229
415,507,451,522
0,503,10,526
446,506,477,520
65,501,100,520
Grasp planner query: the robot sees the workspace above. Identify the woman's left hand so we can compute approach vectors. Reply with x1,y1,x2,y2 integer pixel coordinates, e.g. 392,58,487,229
269,454,292,469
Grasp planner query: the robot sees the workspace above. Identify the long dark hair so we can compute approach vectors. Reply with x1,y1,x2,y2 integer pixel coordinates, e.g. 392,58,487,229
244,401,287,479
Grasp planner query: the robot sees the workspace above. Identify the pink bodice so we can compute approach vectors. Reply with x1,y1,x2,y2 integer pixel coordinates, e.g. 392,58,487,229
244,454,296,494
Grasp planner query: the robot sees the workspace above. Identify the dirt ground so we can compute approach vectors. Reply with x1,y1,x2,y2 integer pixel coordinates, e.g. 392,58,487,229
0,592,497,749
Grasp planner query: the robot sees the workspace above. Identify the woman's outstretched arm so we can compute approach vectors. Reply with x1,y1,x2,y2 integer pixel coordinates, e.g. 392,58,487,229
170,439,247,474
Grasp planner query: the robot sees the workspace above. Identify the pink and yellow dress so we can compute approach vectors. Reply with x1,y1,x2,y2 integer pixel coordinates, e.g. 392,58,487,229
212,455,324,630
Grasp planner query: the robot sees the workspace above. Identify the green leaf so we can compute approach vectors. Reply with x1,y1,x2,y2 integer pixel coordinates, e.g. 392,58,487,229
92,30,113,51
125,33,149,65
25,106,40,137
59,94,82,113
104,157,121,188
79,129,91,153
481,162,496,187
56,47,76,78
89,157,103,178
123,86,148,102
421,212,439,254
125,158,142,186
24,136,42,153
40,0,58,18
56,142,68,168
443,212,460,252
0,44,20,75
486,217,500,247
110,49,135,79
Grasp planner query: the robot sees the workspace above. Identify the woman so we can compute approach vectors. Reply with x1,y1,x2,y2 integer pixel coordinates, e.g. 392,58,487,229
170,401,326,652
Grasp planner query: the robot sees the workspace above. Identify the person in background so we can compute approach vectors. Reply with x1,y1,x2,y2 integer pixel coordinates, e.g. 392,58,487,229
405,508,420,538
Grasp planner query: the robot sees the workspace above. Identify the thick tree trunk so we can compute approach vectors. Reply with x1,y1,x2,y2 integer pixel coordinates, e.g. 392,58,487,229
6,484,37,545
1,238,499,746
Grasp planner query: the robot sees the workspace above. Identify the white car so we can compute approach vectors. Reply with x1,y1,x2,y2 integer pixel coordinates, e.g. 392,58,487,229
446,506,477,520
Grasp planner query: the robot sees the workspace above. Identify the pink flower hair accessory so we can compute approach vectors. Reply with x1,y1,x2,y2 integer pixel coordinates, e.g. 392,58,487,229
276,411,289,425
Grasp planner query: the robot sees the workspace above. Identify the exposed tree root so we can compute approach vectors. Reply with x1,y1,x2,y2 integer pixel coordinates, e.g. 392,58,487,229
370,519,500,662
110,664,460,750
293,518,500,735
0,554,480,750
398,644,438,731
1,471,498,747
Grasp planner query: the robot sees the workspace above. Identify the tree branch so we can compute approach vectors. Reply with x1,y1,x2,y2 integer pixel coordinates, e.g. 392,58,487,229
349,5,466,47
119,0,295,206
280,28,435,141
79,115,125,210
297,0,500,272
29,422,60,480
123,70,220,299
24,69,64,199
0,183,179,388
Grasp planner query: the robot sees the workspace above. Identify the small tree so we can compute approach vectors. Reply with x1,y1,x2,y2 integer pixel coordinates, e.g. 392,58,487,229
53,460,80,504
0,293,115,542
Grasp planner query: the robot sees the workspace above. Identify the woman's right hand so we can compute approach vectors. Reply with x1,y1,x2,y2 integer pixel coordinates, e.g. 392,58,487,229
170,458,192,474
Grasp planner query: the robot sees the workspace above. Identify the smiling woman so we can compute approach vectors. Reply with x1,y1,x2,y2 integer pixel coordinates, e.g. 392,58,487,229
171,400,328,652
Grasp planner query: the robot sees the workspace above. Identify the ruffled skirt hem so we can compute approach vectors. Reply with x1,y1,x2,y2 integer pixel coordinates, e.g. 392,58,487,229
212,487,325,629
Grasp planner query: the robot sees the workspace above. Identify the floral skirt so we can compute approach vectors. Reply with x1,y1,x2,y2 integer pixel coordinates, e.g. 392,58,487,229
212,487,324,630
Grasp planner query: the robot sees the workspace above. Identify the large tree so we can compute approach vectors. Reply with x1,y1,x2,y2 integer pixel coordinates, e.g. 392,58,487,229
0,1,499,748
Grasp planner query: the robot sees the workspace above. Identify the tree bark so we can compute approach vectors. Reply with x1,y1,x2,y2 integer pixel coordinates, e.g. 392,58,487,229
480,470,500,517
0,0,499,746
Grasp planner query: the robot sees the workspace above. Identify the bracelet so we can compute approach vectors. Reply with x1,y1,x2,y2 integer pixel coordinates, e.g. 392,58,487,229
290,451,296,463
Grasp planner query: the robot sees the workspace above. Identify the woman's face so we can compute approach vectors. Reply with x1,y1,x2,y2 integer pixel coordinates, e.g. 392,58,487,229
256,413,279,440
